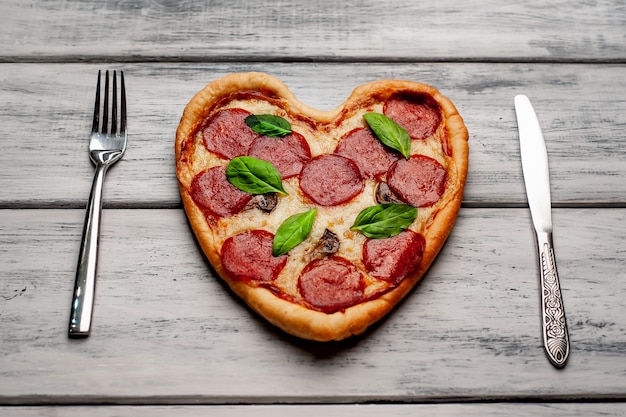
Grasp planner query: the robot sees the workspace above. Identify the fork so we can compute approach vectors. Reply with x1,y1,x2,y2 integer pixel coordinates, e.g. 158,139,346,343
69,70,127,338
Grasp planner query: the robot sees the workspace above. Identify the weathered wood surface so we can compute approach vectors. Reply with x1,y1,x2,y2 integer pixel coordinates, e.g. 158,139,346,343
1,0,625,415
1,0,625,62
2,404,626,417
1,63,625,208
1,208,625,404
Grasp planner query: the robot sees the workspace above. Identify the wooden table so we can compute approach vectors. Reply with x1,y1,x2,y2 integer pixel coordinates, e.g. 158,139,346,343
1,1,625,415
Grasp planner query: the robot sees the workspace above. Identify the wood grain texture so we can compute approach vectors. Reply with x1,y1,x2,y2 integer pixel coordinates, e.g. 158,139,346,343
2,404,626,417
1,0,625,413
1,63,625,208
1,0,625,62
1,208,624,403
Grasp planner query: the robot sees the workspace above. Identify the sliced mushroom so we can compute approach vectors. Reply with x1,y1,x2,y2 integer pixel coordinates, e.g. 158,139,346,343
307,228,340,260
375,182,403,204
317,229,340,255
245,193,278,213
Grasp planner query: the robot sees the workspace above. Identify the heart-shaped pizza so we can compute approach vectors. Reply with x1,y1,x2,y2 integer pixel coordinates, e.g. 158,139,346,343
176,72,468,341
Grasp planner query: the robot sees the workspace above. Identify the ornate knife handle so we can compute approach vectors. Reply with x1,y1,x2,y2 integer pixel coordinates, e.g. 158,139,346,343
536,231,570,368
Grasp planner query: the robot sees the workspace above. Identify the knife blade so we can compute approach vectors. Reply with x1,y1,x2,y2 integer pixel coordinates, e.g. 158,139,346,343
514,94,570,368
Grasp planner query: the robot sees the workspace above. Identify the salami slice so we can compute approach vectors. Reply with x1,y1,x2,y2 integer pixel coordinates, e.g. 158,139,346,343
299,154,363,206
221,230,288,282
363,230,425,284
387,155,447,207
334,128,400,179
202,108,261,159
384,92,441,140
248,132,312,178
191,166,252,217
298,256,365,313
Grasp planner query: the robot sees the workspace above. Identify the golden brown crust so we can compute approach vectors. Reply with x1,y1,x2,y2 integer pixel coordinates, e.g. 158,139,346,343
176,72,468,341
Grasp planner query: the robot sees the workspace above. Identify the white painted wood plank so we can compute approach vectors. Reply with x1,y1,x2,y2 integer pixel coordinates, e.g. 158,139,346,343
2,403,626,417
1,0,624,61
1,63,625,207
1,208,624,402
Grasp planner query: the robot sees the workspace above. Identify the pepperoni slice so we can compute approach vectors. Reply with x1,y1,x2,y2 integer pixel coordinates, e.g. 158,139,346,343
248,132,312,178
299,154,363,206
191,166,252,217
384,92,441,140
387,155,447,207
298,256,365,313
363,230,425,284
202,108,261,159
334,128,400,179
221,230,287,282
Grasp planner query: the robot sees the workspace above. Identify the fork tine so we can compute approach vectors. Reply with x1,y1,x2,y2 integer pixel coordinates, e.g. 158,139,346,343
120,71,126,133
111,71,118,135
91,70,101,132
102,70,110,134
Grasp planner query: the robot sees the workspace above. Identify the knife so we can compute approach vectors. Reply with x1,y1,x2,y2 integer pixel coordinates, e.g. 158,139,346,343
514,95,570,368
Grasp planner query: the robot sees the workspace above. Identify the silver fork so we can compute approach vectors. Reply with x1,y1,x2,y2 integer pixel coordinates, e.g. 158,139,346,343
69,70,127,338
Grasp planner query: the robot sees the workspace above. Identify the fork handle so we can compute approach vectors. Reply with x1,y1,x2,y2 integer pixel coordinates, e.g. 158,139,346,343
68,164,108,338
536,231,570,367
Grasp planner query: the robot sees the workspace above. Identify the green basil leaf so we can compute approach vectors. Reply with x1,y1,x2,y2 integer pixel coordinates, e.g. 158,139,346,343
363,112,411,159
226,156,287,195
350,203,417,239
273,208,317,256
245,114,292,137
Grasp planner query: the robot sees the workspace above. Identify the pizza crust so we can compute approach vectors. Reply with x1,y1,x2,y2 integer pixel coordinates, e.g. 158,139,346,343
176,72,468,341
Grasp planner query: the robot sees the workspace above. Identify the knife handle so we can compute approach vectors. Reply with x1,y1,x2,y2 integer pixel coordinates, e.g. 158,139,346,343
536,231,570,367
